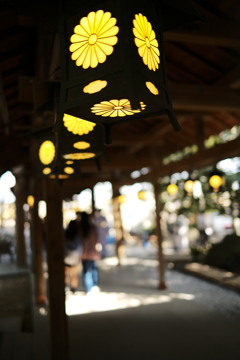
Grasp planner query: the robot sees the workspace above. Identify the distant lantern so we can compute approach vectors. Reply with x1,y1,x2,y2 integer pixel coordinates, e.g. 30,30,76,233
118,194,127,204
209,175,224,192
27,195,34,208
138,190,147,200
184,180,195,195
209,169,225,192
167,184,178,195
56,0,201,144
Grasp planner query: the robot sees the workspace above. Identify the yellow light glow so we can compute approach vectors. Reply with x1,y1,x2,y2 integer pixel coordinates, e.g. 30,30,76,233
69,10,119,69
63,114,96,135
133,13,160,71
83,80,107,94
27,195,34,207
39,141,55,165
167,184,178,195
118,195,127,204
91,99,146,117
138,190,147,200
64,167,74,174
73,141,90,150
184,180,194,194
63,153,95,160
65,161,74,164
42,167,51,175
58,175,69,179
146,81,159,95
209,175,223,190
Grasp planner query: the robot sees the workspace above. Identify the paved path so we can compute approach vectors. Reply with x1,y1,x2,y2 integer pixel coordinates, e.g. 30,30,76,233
0,244,240,359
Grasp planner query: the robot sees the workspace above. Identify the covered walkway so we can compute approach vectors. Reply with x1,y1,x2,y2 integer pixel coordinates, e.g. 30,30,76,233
0,244,240,360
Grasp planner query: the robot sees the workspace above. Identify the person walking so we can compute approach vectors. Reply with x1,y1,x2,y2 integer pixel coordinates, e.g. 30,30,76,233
64,211,82,293
80,211,101,294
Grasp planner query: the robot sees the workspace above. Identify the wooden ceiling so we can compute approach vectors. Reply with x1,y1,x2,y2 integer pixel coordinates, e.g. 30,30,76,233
0,0,240,195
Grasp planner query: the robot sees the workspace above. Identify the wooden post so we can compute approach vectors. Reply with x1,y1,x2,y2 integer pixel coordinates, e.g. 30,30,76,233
112,185,125,266
15,178,26,267
91,186,96,214
44,179,69,360
153,181,167,290
32,180,47,305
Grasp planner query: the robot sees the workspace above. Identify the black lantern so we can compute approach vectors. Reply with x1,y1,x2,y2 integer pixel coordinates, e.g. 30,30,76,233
55,0,201,143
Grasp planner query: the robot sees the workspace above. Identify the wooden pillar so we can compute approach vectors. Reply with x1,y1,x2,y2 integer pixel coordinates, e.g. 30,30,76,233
153,181,167,290
44,179,69,360
112,186,125,266
15,178,26,267
91,186,96,214
32,180,47,305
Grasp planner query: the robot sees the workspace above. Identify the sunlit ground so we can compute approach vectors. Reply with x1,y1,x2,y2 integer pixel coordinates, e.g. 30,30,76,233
64,255,195,316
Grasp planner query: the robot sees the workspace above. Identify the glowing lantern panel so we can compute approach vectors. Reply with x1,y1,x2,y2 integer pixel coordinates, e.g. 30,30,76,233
83,80,107,94
73,141,90,150
63,114,96,135
69,10,119,69
39,141,55,165
133,13,160,71
63,153,95,160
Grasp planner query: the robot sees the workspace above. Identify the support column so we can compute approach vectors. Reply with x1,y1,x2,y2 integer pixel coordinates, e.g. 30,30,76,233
32,180,47,305
153,181,167,290
91,186,96,214
44,179,69,360
15,178,26,267
112,186,125,266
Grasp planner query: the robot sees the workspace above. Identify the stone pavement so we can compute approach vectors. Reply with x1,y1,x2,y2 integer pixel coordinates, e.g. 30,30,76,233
0,244,240,360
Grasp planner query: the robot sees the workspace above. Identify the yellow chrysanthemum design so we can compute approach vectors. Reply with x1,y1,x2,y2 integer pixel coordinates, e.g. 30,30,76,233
64,167,74,175
63,114,96,135
39,141,55,165
133,13,160,71
63,153,95,160
73,141,90,150
69,10,119,69
146,81,159,95
83,80,107,94
91,99,146,117
42,167,51,175
65,161,74,165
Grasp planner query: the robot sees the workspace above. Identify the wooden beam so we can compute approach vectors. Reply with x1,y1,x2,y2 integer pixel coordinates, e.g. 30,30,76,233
123,137,240,185
163,18,240,48
0,72,10,135
128,117,188,155
170,84,240,112
213,64,240,88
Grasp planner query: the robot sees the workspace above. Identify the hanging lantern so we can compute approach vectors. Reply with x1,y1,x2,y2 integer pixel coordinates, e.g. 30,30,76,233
118,194,127,204
209,169,225,192
184,179,195,195
167,183,178,195
27,195,35,208
55,0,201,144
138,190,147,200
57,119,108,167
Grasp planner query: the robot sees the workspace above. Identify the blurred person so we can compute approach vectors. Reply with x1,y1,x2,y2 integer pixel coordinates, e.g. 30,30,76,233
93,209,109,258
197,212,208,245
64,211,82,293
80,211,101,294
